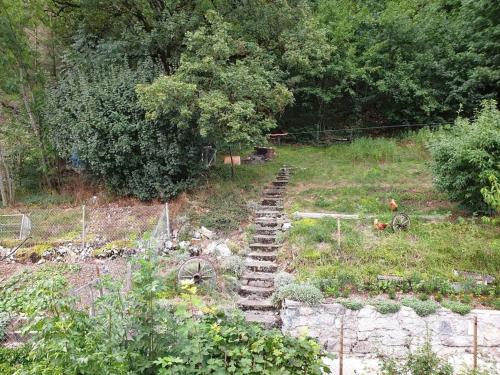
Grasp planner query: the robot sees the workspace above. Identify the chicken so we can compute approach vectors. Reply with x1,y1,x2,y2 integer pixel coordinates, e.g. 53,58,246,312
373,218,388,230
389,198,398,211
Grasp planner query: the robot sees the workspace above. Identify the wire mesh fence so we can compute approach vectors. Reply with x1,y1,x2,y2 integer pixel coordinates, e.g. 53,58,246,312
0,203,169,253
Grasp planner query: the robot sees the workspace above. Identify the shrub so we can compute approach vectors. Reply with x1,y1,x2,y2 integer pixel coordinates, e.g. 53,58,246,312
428,100,500,212
46,60,201,200
441,300,472,315
372,300,401,314
380,340,453,375
401,297,438,316
274,272,296,288
222,255,246,277
340,299,364,311
271,283,324,306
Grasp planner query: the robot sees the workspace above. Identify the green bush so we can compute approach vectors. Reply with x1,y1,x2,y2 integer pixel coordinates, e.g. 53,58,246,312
340,299,364,311
428,100,500,212
222,255,246,277
274,272,296,288
271,283,324,306
372,300,401,314
401,297,438,317
441,300,472,315
380,341,453,375
46,60,201,200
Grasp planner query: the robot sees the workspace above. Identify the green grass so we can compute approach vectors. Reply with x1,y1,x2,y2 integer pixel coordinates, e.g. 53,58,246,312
289,217,499,282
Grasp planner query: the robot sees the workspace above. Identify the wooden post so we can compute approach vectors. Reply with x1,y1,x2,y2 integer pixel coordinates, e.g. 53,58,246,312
165,202,171,239
229,145,235,178
82,205,86,251
19,214,25,240
339,317,344,375
95,265,104,298
473,315,478,370
89,285,95,317
125,262,132,293
337,218,341,249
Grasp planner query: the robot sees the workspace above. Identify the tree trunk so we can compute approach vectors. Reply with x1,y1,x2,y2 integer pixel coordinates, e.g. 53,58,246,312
0,146,14,206
19,67,52,188
0,148,15,206
229,145,235,178
0,166,7,207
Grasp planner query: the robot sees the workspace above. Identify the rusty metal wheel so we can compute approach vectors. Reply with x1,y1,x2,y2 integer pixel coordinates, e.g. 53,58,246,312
391,213,410,232
177,257,217,286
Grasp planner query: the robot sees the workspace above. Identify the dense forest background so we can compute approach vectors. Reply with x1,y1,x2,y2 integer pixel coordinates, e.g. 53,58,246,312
0,0,498,202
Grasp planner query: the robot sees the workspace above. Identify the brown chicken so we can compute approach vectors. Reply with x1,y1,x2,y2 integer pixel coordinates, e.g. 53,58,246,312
373,218,388,230
389,199,398,211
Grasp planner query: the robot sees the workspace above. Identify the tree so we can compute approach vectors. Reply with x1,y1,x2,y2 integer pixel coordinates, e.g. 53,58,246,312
45,60,201,200
0,0,57,193
137,12,293,177
428,100,500,213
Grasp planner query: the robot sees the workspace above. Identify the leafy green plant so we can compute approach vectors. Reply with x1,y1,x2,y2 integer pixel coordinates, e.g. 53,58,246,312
428,100,500,212
380,340,453,375
372,300,401,314
441,300,472,315
401,297,438,317
340,299,364,311
271,283,324,306
0,312,9,342
222,255,246,277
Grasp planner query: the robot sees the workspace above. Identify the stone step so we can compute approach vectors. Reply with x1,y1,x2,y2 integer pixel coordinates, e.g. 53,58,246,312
239,285,274,297
252,234,277,244
257,205,283,212
261,197,283,205
247,251,278,261
249,243,281,251
241,271,276,282
237,298,275,311
254,218,279,226
272,180,288,187
244,311,280,327
255,210,283,217
245,260,278,272
255,227,278,235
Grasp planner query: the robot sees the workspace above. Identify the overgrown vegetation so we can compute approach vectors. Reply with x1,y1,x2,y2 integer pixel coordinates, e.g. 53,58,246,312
1,0,499,202
380,341,453,375
0,255,329,374
428,100,500,213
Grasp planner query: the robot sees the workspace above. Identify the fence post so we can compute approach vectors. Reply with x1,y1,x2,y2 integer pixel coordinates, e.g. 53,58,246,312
165,202,171,239
337,218,341,249
339,317,344,375
82,205,86,251
19,214,25,240
473,315,478,370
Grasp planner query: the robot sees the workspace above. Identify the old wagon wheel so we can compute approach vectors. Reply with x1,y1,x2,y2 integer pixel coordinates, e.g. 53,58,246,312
177,257,217,286
391,213,410,232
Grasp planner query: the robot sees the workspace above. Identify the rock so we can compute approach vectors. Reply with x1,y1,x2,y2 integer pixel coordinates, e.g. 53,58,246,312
178,241,190,251
193,231,201,240
37,259,45,265
200,226,215,239
204,240,232,257
282,222,292,231
215,242,232,257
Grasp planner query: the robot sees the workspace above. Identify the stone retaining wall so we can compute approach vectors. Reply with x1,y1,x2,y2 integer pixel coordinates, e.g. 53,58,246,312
281,300,499,369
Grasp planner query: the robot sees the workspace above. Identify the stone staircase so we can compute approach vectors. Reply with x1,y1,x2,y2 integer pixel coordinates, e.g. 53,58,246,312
237,166,291,327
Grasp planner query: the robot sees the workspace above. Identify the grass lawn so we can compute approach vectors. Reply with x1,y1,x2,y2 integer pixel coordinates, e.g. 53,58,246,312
193,134,498,306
